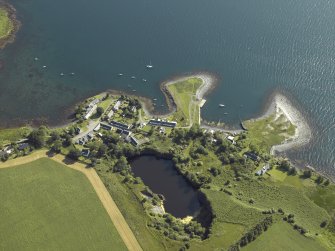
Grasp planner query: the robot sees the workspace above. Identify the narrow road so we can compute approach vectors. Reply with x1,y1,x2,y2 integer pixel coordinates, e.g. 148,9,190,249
0,151,143,251
73,120,100,142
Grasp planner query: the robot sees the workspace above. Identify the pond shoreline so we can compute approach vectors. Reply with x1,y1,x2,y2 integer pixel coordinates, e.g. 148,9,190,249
130,149,214,232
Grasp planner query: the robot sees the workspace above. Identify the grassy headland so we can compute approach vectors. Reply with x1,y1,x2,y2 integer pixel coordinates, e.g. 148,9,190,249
0,1,21,49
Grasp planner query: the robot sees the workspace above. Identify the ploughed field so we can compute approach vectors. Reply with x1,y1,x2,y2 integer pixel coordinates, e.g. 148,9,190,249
0,158,126,251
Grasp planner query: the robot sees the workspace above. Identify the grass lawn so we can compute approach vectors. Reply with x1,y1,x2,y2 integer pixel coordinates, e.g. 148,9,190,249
0,158,126,251
243,114,296,153
242,221,327,251
166,78,202,126
0,8,13,39
0,127,32,147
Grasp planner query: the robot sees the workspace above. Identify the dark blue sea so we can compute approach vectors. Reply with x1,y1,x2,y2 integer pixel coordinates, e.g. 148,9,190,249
0,0,334,175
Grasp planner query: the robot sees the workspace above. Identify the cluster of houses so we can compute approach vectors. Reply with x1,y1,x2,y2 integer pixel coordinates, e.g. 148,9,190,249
84,99,100,120
76,132,94,145
0,141,31,160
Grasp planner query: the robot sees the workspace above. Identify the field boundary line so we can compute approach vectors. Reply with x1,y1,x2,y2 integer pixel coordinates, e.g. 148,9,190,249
0,151,143,251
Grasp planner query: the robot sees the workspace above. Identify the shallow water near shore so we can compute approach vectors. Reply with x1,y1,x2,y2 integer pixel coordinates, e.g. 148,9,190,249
0,0,334,175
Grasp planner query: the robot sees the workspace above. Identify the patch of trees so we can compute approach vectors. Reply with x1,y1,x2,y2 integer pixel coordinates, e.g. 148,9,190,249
67,148,81,160
28,126,49,148
113,156,130,174
183,171,212,188
303,169,312,178
148,213,206,242
96,107,104,117
229,216,273,250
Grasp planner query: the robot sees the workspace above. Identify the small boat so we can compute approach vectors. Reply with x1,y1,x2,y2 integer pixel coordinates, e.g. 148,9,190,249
60,73,65,76
34,57,39,61
219,104,225,107
142,79,147,82
131,76,136,79
146,61,153,69
42,65,47,69
118,73,123,76
224,112,229,115
132,89,136,92
70,72,75,76
153,98,157,101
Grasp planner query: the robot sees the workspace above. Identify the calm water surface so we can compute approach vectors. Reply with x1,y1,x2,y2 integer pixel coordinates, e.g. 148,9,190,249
0,0,334,175
131,155,201,218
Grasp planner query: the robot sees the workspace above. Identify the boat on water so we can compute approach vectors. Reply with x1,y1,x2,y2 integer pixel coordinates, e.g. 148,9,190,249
70,72,75,76
132,89,136,92
42,65,47,69
60,73,64,76
153,98,157,101
146,61,153,69
131,76,136,79
142,79,147,82
224,112,229,115
34,57,39,61
118,73,123,76
219,104,225,107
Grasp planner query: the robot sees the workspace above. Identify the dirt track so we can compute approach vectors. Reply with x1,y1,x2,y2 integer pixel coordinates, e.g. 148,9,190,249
0,151,143,251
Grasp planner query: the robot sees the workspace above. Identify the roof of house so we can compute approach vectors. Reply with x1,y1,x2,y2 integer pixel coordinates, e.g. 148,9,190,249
244,152,260,161
110,120,129,130
18,143,29,151
148,119,177,128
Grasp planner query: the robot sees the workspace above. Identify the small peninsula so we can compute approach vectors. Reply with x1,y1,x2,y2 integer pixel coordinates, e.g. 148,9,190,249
0,1,21,49
0,74,334,251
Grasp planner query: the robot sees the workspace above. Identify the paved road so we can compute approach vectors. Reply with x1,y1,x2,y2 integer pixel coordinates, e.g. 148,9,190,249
73,120,100,142
0,151,143,251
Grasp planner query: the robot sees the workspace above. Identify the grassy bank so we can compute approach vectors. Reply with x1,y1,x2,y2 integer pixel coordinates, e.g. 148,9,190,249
0,7,13,39
242,221,326,251
0,158,126,251
166,77,203,126
0,127,31,147
243,113,296,153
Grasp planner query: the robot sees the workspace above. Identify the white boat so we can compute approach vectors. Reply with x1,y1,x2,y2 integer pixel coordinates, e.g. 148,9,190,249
42,65,47,68
60,73,64,76
153,98,157,101
118,73,123,76
224,112,229,115
146,61,153,69
34,57,39,61
142,79,147,82
131,76,136,79
70,72,75,76
132,89,136,92
219,104,225,107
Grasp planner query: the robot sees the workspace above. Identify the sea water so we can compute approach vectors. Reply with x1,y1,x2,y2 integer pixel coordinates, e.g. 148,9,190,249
0,0,334,175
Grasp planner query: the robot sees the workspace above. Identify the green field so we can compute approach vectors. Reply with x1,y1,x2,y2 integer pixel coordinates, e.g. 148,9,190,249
0,8,13,39
243,114,296,153
0,158,126,251
242,221,326,251
0,127,31,147
166,78,202,126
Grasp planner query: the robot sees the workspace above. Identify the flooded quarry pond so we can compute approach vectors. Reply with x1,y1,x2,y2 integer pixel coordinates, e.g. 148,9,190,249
131,155,201,218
